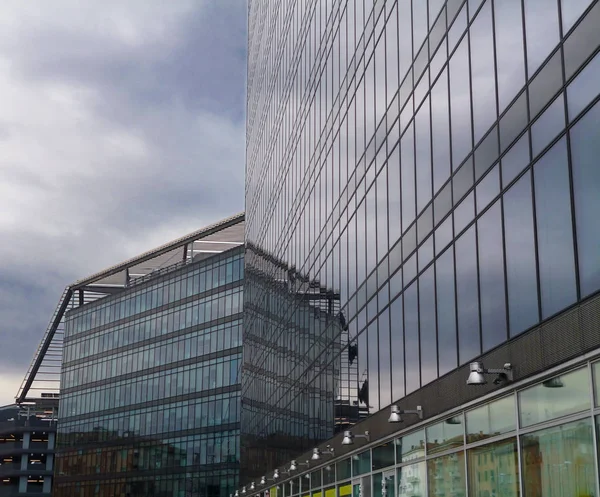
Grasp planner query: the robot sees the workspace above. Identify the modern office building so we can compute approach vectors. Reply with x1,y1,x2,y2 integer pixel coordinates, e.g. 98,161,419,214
244,0,600,495
0,401,58,497
17,214,245,497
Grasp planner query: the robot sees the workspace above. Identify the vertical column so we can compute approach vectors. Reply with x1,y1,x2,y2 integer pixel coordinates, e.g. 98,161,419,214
22,431,31,450
18,475,27,493
43,476,52,494
48,432,56,450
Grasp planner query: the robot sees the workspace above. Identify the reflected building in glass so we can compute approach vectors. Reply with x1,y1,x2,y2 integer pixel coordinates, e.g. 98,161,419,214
244,0,600,490
53,214,245,497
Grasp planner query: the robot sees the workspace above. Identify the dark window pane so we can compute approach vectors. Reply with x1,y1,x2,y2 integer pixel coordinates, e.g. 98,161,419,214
450,36,472,168
561,0,594,34
531,94,566,157
477,202,507,351
534,138,577,318
390,297,405,401
372,442,395,471
524,0,560,75
415,97,432,212
570,101,600,297
431,69,451,191
501,132,530,188
436,247,457,376
476,165,500,214
456,226,480,364
567,51,600,121
500,91,528,152
419,266,437,386
529,50,564,119
454,191,474,235
378,310,392,407
367,322,380,411
404,282,420,393
401,124,416,229
563,1,600,80
494,0,525,112
504,172,539,336
470,1,496,143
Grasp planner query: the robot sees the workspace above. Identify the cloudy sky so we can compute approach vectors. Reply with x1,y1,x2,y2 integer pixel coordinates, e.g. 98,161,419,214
0,1,247,405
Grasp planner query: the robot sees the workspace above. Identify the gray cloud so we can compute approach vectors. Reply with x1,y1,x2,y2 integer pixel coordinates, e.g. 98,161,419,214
0,0,246,401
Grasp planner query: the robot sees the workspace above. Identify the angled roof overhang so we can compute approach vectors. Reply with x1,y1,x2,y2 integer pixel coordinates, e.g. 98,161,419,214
16,213,245,404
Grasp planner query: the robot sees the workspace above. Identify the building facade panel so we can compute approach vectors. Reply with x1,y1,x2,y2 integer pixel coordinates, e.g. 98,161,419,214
55,248,244,497
245,0,600,482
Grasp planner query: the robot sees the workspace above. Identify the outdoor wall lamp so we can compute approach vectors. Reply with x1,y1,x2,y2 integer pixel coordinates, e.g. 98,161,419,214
341,430,370,445
311,445,335,460
388,405,423,423
290,459,310,471
241,487,247,494
467,361,513,385
250,483,256,491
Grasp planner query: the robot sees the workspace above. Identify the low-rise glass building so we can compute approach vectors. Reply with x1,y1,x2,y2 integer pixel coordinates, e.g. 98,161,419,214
51,215,245,497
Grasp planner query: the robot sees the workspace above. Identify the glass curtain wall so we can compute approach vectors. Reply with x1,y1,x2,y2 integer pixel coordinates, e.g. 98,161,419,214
246,0,600,480
252,359,600,497
54,248,244,497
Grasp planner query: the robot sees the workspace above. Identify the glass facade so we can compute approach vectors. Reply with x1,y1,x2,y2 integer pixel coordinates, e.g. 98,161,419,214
245,0,600,478
257,359,600,497
54,248,244,497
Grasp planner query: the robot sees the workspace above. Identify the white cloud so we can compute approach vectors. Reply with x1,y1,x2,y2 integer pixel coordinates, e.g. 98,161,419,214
0,0,246,383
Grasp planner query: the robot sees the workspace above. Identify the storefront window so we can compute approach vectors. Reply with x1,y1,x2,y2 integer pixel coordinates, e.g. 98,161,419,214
592,361,600,406
395,429,426,463
468,438,520,497
352,450,371,476
427,415,465,454
397,461,426,497
336,459,351,481
466,395,516,443
311,470,322,489
324,487,335,497
427,451,466,497
521,419,595,497
372,442,395,470
518,367,590,427
323,466,335,485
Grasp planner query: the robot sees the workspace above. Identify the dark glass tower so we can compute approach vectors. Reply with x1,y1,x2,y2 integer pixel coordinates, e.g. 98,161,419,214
244,0,600,483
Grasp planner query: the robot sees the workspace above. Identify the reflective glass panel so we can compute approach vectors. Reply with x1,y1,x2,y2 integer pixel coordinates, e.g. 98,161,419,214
352,450,371,476
567,51,600,121
336,458,351,481
503,172,539,336
395,429,426,463
534,138,577,318
570,101,600,297
466,395,516,443
427,416,464,454
427,451,466,497
397,461,426,497
518,367,590,427
468,438,520,497
521,419,595,497
372,442,395,471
